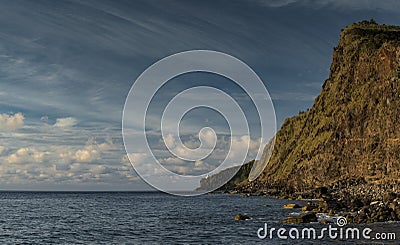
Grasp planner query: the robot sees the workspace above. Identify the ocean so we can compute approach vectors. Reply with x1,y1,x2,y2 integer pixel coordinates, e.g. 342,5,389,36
0,192,398,244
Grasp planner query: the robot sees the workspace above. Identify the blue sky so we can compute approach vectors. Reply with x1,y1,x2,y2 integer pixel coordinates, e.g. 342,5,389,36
0,0,400,190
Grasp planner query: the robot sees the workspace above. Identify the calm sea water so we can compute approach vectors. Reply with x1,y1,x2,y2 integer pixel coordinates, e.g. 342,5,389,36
0,192,398,244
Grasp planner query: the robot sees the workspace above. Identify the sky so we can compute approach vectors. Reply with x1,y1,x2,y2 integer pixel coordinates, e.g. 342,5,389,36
0,0,400,191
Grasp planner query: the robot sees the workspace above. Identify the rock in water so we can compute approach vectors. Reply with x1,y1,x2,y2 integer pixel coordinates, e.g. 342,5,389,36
282,213,318,224
320,219,334,224
234,214,250,221
283,203,300,209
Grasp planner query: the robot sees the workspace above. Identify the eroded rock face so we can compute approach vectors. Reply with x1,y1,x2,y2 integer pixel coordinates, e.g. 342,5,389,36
199,21,400,224
211,21,400,224
254,20,400,191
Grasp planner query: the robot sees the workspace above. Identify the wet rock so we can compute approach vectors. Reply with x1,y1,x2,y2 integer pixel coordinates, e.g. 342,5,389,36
353,214,367,223
383,192,397,203
317,198,341,213
389,201,397,210
395,207,400,220
316,187,328,196
283,203,300,209
234,213,250,221
358,206,370,215
302,201,318,212
345,214,354,223
302,205,313,212
252,191,262,196
282,212,317,224
350,198,364,209
320,219,333,224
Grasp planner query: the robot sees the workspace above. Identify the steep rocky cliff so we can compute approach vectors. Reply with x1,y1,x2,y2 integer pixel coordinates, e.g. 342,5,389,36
198,20,400,195
254,20,400,192
197,21,400,223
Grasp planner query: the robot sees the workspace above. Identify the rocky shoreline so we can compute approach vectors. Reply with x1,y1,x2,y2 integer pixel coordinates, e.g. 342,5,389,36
197,21,400,225
227,178,400,224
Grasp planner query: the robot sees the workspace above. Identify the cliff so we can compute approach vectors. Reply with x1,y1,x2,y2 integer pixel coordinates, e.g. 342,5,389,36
251,20,400,192
196,161,254,192
198,20,400,224
198,20,400,195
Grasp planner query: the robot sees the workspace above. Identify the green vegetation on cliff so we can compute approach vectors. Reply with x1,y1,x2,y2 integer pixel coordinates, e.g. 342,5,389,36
198,21,400,224
255,20,400,191
199,20,400,194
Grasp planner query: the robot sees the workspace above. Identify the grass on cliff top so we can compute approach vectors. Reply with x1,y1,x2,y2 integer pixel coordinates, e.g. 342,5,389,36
343,20,400,43
345,19,400,32
340,19,400,53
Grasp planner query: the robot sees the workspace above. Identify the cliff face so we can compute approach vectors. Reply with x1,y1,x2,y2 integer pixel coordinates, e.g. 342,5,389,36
255,20,400,191
196,161,254,192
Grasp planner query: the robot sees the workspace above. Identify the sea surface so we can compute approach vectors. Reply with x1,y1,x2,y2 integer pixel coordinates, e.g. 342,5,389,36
0,192,398,244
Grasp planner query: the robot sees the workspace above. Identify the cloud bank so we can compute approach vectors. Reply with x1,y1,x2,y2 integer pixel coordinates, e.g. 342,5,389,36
0,112,24,131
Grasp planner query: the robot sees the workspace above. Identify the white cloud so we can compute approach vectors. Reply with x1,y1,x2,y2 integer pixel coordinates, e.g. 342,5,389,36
54,117,77,127
199,128,216,147
74,145,100,162
0,131,123,187
160,157,185,165
90,165,111,174
163,134,175,149
0,112,24,131
40,116,49,122
0,146,5,155
97,139,116,151
135,133,263,176
58,140,115,163
6,147,49,164
123,153,166,176
125,153,148,165
227,135,261,160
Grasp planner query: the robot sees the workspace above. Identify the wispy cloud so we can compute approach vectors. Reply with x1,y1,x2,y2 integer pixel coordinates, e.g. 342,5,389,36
0,0,399,190
271,92,318,101
256,0,400,12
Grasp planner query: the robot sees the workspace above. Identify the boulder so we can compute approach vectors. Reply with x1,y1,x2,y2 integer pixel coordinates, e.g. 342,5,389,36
234,213,250,221
383,192,397,203
320,219,333,224
302,205,313,212
283,203,301,209
282,212,318,224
